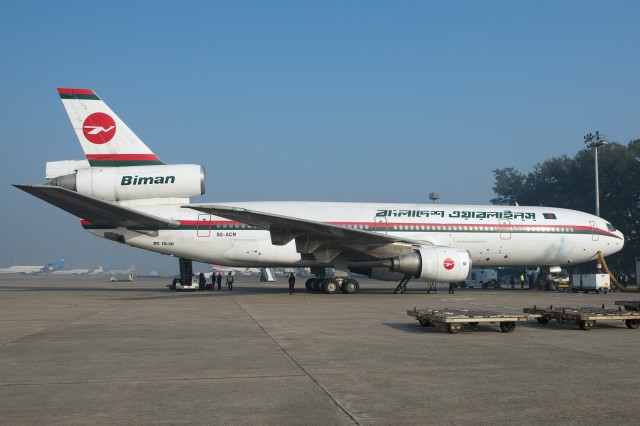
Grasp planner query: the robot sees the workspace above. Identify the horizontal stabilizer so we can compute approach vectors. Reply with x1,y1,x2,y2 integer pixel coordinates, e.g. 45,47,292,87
14,184,179,230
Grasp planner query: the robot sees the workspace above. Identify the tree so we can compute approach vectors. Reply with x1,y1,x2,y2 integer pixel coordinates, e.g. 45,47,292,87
490,167,527,206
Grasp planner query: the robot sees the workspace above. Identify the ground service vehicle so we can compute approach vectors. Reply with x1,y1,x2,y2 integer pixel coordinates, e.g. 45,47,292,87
572,274,611,294
463,269,499,289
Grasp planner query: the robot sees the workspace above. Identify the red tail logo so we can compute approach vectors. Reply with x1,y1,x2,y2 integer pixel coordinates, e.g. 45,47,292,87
83,112,116,144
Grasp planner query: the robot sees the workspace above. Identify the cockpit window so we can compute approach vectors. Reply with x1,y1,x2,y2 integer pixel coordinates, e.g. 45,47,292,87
606,223,617,232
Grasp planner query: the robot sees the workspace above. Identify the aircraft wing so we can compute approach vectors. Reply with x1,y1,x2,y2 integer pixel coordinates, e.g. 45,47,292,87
185,204,428,262
15,184,179,230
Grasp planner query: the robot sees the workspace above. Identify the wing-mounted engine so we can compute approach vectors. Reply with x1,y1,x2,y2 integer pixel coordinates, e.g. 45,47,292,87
387,246,471,282
48,163,205,201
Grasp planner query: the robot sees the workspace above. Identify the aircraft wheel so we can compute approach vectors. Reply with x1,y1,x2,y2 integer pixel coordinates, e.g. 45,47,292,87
578,320,595,330
536,317,550,324
446,324,462,334
305,278,315,291
499,322,516,333
468,322,479,326
342,279,359,294
419,319,432,327
625,319,640,329
322,278,339,294
312,279,322,292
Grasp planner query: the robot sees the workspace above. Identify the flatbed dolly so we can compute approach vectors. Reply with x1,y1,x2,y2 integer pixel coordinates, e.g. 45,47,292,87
614,300,640,311
523,305,640,330
407,308,529,334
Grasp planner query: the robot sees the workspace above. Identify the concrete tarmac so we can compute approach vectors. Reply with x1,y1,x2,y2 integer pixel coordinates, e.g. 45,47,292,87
1,275,639,425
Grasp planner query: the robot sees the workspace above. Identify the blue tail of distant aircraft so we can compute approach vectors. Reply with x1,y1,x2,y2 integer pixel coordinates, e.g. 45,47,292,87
42,258,65,273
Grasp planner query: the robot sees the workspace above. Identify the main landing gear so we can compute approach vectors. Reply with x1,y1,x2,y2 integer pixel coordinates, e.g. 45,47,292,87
305,277,360,294
168,257,194,290
305,257,360,294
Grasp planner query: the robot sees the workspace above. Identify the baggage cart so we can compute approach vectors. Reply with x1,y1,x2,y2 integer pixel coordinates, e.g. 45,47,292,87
523,305,640,330
408,308,529,334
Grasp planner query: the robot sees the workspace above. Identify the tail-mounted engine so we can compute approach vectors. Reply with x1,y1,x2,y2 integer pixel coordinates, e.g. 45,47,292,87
388,246,471,282
49,164,205,201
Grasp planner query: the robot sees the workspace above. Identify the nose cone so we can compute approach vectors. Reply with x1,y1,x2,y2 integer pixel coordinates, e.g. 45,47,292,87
603,229,625,256
616,229,625,249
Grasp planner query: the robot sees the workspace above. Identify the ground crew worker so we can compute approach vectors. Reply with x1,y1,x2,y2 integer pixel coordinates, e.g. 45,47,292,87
520,273,525,289
216,273,222,290
198,272,206,290
288,273,296,295
226,272,234,291
448,282,455,294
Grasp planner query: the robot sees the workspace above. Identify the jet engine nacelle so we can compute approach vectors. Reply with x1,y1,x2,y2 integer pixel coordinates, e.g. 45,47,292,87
51,164,205,201
389,246,471,282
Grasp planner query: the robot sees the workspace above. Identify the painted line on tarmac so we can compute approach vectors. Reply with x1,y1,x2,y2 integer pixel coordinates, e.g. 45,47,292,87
231,297,360,425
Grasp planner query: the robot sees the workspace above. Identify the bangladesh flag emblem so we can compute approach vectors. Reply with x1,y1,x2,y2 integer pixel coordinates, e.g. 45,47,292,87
543,213,557,219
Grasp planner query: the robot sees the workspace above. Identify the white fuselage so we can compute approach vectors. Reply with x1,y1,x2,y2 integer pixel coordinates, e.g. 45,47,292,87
0,265,46,274
84,201,624,269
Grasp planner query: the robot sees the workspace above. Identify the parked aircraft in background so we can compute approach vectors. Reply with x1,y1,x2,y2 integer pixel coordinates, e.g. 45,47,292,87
211,265,276,282
0,258,65,274
15,88,625,294
211,265,261,276
53,265,105,275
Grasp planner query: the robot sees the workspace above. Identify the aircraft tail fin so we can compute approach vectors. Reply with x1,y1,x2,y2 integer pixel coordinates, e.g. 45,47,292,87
43,257,65,273
57,88,163,167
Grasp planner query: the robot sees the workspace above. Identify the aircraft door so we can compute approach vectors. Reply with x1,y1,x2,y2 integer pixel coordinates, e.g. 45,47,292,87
374,216,388,234
499,219,512,240
197,214,211,237
590,221,599,241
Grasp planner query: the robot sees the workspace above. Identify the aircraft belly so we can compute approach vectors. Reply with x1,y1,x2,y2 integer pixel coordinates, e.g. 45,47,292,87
224,239,300,266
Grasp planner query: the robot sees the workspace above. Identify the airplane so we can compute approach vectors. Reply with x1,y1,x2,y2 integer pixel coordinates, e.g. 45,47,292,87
211,265,262,276
0,257,65,274
52,265,105,275
14,88,625,294
211,265,277,282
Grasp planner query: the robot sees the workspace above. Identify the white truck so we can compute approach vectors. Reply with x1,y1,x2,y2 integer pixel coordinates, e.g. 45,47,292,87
168,275,205,291
571,274,611,294
462,269,499,289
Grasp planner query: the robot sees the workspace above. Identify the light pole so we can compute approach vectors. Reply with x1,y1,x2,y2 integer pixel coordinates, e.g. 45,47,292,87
583,131,607,217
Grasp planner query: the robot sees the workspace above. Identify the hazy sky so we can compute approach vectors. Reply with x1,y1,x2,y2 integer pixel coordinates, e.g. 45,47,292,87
1,1,638,274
